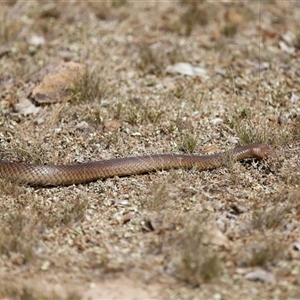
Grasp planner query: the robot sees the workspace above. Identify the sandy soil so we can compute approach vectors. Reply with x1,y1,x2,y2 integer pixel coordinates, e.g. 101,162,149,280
1,1,300,299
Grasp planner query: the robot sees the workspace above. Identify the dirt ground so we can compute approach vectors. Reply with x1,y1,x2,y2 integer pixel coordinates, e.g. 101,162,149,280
1,1,300,299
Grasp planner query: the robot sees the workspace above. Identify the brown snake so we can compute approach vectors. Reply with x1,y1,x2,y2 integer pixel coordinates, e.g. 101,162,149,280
0,143,277,186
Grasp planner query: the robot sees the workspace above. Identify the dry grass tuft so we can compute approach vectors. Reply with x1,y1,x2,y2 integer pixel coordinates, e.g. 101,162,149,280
137,45,184,76
137,45,166,75
125,104,165,126
0,178,24,197
246,236,285,268
70,65,108,104
0,212,43,264
87,1,128,21
0,281,82,300
164,0,211,36
175,215,221,286
60,198,88,226
41,196,88,227
251,204,290,231
143,183,169,211
180,3,209,36
229,111,291,147
0,138,44,165
0,8,23,43
251,190,299,231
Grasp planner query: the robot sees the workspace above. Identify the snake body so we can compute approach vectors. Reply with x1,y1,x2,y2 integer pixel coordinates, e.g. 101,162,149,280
0,143,277,186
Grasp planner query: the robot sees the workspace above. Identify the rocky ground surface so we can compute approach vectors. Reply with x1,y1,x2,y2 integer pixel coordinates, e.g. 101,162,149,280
0,1,300,299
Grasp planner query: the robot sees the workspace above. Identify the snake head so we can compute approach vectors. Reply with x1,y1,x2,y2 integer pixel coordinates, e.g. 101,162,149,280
252,143,278,161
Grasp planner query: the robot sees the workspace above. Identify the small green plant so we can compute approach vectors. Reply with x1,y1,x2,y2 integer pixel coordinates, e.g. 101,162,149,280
113,102,123,120
222,24,238,37
181,133,197,154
